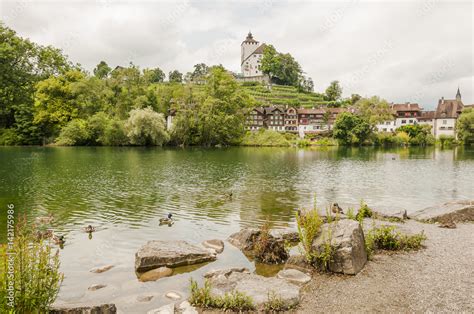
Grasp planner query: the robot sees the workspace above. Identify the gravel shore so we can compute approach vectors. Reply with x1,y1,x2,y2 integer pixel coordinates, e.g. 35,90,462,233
298,221,474,313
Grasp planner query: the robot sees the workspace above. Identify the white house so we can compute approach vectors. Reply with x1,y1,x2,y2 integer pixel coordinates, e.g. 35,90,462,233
241,32,266,78
433,88,464,139
376,103,422,132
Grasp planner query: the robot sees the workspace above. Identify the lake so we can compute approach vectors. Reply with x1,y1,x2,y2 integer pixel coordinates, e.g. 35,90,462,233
0,146,473,312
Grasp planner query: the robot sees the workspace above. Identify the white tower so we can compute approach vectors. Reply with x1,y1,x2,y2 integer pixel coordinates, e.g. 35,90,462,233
241,32,259,75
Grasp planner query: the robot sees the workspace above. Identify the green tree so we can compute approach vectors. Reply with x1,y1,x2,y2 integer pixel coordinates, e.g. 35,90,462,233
191,63,209,83
261,44,303,87
168,70,183,83
93,61,111,79
333,112,372,145
355,96,393,125
456,108,474,145
55,119,90,145
143,67,165,83
125,107,169,146
325,80,342,101
299,77,314,93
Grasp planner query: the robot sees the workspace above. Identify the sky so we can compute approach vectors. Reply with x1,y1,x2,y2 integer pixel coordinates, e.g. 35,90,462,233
1,0,473,109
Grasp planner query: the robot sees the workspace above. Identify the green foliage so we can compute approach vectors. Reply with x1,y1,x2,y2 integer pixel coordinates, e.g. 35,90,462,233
394,131,410,145
102,119,129,146
333,112,373,145
296,209,323,263
346,207,356,220
365,224,427,257
143,67,165,83
0,128,19,145
264,291,294,311
355,96,393,125
356,201,373,221
241,129,290,146
189,279,255,311
261,44,303,87
313,228,334,271
456,107,474,145
93,61,111,79
438,135,456,147
126,107,169,146
0,216,63,312
168,70,183,83
55,119,90,146
325,80,342,101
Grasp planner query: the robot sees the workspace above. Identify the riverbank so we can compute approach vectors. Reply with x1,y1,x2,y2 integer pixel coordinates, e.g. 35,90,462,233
298,220,474,313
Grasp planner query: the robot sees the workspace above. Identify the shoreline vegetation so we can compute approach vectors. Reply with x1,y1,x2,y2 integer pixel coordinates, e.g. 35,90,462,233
2,23,473,148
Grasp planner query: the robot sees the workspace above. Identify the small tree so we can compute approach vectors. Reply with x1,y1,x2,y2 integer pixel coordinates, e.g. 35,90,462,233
333,112,372,145
168,70,183,83
143,67,165,83
126,107,169,146
93,61,111,79
457,108,474,145
325,80,342,101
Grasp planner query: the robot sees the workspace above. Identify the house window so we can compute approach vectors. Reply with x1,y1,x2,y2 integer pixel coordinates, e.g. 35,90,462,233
442,120,447,125
401,120,406,124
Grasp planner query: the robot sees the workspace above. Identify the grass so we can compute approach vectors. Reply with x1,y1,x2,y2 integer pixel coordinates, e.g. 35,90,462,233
264,291,295,312
189,278,255,311
296,209,323,263
365,224,427,258
253,221,289,264
241,129,290,147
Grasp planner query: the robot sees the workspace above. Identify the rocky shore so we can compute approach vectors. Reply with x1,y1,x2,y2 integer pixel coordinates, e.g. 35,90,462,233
50,200,473,313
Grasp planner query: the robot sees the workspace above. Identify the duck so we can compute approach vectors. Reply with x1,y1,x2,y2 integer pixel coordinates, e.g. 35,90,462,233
36,229,53,239
83,225,96,233
52,234,65,245
331,203,344,214
159,213,173,225
226,191,233,200
36,213,54,224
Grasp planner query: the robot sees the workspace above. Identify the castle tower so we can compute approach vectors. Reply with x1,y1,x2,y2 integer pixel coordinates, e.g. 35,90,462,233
456,87,461,101
241,32,259,68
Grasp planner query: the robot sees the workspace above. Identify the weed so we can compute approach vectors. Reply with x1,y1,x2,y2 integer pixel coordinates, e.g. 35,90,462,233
313,228,334,271
347,207,356,220
296,209,323,263
264,290,294,311
189,278,254,311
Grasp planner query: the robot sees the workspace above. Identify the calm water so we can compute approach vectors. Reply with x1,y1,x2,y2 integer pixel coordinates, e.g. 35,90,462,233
1,146,473,312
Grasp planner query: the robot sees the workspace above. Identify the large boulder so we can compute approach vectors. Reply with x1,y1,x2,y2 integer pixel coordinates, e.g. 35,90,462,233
372,208,408,222
49,304,116,314
411,200,474,223
135,240,216,272
204,268,301,309
277,269,311,285
312,220,367,275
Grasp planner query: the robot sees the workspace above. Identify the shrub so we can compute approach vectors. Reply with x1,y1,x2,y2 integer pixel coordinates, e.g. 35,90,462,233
254,221,289,264
438,135,456,147
356,201,373,221
365,224,427,258
0,216,63,312
55,119,90,145
0,128,19,145
126,107,169,146
102,119,129,146
394,131,410,145
312,228,334,271
86,112,110,145
296,208,323,263
189,279,254,311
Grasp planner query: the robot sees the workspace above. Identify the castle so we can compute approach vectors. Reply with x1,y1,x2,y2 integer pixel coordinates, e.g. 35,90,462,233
240,32,267,81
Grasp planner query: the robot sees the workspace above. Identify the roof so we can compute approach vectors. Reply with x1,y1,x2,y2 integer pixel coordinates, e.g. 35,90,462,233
251,107,265,114
391,103,422,112
264,106,284,114
297,108,326,115
435,99,464,118
419,111,435,120
242,32,258,44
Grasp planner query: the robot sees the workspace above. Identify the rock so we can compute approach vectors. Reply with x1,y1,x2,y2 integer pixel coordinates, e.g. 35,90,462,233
228,228,289,264
135,240,217,272
312,220,367,275
88,284,107,291
49,303,116,314
139,267,173,282
228,228,261,251
165,291,182,300
277,269,311,285
439,221,457,229
284,255,314,273
201,239,224,253
90,265,114,273
206,268,300,309
411,200,474,223
270,229,300,243
147,303,174,314
372,209,408,222
136,295,155,302
177,301,198,314
204,267,250,278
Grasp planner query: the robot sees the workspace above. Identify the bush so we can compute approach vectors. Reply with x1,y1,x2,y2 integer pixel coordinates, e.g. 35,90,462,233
86,112,110,145
126,107,169,146
296,208,323,263
102,119,129,146
438,135,456,147
0,128,19,145
0,216,63,312
253,221,289,264
55,119,90,146
394,131,410,145
365,224,427,258
240,129,290,146
189,279,254,311
315,137,337,146
356,201,373,221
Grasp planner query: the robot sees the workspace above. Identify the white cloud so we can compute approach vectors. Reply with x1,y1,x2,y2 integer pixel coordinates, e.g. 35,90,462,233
1,0,472,108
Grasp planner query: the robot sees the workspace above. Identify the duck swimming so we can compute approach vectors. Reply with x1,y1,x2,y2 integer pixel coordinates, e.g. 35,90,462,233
83,225,96,233
52,234,65,245
159,213,173,225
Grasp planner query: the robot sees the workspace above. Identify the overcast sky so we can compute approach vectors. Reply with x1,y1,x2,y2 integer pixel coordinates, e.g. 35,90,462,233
1,0,472,109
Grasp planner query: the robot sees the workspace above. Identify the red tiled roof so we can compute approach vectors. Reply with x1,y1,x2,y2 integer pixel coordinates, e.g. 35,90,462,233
418,111,435,120
391,103,422,112
435,99,463,118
